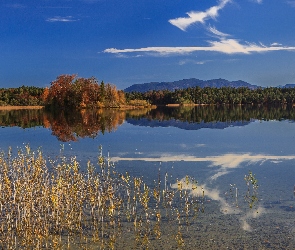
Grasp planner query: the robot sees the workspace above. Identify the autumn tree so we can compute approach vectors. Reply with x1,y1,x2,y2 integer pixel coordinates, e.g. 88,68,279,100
45,74,126,109
45,74,76,108
104,83,120,107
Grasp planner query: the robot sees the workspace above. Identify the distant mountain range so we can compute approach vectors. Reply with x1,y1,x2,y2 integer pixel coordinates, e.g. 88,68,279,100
124,78,295,93
281,84,295,88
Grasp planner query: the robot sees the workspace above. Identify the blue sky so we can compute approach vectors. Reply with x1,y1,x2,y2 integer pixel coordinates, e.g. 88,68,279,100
1,0,295,89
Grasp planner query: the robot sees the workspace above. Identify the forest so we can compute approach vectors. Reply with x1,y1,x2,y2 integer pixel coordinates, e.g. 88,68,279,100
0,85,44,106
1,74,295,108
126,86,295,106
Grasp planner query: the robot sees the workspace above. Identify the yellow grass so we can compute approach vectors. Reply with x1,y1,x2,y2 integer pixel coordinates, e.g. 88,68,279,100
0,145,201,249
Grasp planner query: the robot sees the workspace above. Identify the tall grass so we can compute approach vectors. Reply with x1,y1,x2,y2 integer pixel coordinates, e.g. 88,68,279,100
0,145,202,249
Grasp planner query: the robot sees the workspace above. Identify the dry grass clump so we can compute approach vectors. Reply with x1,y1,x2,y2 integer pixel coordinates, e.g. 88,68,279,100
0,145,202,249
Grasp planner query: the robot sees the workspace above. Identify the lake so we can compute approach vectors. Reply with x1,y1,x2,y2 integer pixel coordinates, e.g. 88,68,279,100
1,105,295,249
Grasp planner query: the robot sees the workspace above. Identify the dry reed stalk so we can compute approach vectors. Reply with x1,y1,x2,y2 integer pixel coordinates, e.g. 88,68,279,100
0,145,202,249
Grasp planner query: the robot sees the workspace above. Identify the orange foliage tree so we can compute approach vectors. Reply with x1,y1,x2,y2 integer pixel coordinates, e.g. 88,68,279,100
45,74,76,108
44,75,125,109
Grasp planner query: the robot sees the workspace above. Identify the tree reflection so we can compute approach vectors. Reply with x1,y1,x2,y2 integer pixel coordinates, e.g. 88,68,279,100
0,109,44,128
126,105,295,123
0,105,295,141
45,109,126,141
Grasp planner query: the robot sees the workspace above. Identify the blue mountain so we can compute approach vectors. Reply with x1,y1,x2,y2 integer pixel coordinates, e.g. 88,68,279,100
124,78,259,93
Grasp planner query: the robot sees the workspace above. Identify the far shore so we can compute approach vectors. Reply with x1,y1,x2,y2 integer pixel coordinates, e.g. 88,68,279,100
0,106,44,110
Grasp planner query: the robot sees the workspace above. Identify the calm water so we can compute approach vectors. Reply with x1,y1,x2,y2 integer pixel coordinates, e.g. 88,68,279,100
1,106,295,248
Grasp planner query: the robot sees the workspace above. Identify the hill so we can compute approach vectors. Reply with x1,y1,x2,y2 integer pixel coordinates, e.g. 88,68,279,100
124,78,259,93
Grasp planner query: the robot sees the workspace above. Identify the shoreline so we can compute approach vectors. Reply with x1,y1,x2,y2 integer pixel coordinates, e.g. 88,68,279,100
0,106,44,110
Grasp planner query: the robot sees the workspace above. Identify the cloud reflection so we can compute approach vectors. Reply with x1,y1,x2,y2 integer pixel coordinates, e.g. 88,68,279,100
112,153,295,169
113,152,295,182
171,176,266,232
240,206,266,231
112,152,291,231
171,178,240,215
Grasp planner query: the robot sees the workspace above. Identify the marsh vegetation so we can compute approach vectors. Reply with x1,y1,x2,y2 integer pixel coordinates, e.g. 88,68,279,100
0,145,205,249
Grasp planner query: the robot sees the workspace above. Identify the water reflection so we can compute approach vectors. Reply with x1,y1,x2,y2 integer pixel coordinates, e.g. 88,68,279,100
112,153,295,169
1,106,295,247
114,152,295,233
171,176,266,232
43,109,127,141
0,105,295,141
0,109,44,128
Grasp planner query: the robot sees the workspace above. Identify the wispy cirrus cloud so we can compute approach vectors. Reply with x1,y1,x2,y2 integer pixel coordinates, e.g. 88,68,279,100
271,42,283,46
104,38,295,55
178,59,209,65
207,25,230,38
46,16,78,22
168,0,231,31
5,3,26,8
104,0,295,57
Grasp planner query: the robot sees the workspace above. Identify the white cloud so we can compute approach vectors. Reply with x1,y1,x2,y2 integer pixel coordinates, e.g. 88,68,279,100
271,42,283,46
168,0,231,31
179,59,208,65
208,25,230,38
249,0,262,3
46,16,78,22
104,0,295,58
104,38,295,55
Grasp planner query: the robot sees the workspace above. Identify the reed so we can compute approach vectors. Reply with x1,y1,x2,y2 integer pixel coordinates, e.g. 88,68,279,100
0,145,202,249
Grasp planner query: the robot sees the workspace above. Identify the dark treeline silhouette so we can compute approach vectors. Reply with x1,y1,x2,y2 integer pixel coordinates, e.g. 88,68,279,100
126,86,295,105
0,86,44,106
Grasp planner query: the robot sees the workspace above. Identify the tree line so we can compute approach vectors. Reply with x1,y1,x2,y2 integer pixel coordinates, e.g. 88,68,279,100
0,86,44,106
1,75,295,108
0,75,128,108
126,86,295,106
